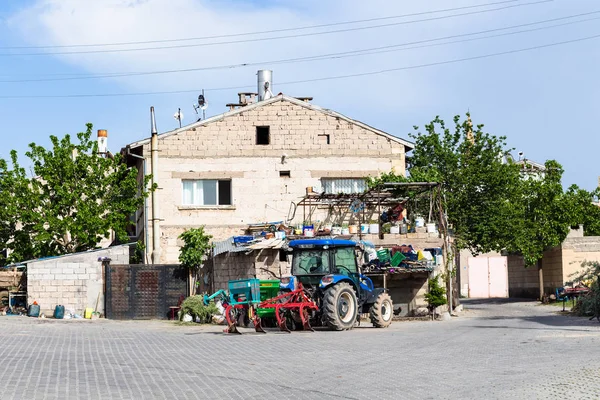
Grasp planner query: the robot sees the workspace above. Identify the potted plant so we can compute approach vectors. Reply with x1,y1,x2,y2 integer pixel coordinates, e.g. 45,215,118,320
360,222,370,234
382,222,391,234
341,223,350,235
368,219,380,234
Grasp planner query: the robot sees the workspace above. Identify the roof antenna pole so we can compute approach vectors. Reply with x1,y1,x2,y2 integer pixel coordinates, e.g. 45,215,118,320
150,106,161,264
202,90,206,121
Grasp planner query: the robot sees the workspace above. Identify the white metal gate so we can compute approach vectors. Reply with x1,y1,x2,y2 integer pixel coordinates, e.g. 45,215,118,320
467,256,508,298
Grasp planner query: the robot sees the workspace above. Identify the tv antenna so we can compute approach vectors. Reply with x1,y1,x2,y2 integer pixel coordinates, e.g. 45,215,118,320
173,108,184,128
193,89,208,121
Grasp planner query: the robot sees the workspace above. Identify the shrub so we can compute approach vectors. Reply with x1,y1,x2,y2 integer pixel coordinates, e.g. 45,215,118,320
570,261,600,318
179,295,218,323
425,277,447,310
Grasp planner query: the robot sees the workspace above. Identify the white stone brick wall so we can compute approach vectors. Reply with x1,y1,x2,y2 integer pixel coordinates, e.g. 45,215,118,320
137,99,409,264
26,245,130,315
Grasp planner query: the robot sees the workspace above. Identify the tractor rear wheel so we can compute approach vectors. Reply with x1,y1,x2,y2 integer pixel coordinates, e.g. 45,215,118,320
369,292,393,328
322,282,358,331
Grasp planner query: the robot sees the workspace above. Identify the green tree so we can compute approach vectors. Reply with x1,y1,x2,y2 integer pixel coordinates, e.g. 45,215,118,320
509,161,599,298
0,123,150,263
178,226,213,295
407,114,522,254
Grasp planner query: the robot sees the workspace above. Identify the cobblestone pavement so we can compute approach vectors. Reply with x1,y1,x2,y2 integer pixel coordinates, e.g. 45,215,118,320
0,299,599,400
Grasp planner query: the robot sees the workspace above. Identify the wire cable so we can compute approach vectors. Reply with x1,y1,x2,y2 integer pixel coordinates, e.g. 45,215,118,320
0,33,597,99
0,0,552,56
0,0,525,50
2,10,594,83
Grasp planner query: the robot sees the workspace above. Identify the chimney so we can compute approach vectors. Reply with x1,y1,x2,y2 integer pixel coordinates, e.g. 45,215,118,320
257,70,273,101
97,129,108,153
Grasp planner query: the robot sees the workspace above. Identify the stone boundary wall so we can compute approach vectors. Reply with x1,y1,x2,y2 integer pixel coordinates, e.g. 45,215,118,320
26,245,130,315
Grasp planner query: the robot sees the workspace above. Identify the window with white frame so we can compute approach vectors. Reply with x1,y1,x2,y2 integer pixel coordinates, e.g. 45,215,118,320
182,180,232,206
321,178,367,194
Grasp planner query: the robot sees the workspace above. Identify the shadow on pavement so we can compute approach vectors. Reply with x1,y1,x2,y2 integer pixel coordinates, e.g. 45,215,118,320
461,298,534,305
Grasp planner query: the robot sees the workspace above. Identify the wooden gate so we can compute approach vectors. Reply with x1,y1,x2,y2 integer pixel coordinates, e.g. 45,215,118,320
105,264,187,319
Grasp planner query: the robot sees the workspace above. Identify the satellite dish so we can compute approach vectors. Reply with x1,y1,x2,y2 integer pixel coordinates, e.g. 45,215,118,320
197,94,208,110
194,92,208,121
174,108,184,128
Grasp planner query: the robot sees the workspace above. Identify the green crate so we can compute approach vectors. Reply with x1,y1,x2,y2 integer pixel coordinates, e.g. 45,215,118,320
391,251,406,267
376,248,391,263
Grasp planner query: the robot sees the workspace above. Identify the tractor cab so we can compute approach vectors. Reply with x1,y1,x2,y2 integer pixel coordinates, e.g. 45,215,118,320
285,239,360,290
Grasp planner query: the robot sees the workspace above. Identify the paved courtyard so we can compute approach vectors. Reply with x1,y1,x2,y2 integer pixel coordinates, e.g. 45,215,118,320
0,299,599,400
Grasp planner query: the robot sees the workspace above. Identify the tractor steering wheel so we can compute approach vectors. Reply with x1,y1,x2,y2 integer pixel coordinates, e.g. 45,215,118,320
335,265,352,275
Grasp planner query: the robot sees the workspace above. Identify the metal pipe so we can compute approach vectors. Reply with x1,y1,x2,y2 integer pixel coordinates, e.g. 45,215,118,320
127,147,150,264
382,182,440,187
150,107,161,264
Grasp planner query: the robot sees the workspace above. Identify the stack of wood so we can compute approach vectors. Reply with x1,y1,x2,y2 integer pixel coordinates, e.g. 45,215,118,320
0,268,25,291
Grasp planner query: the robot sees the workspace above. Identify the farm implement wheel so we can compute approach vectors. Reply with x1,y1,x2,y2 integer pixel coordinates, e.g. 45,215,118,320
322,282,358,331
369,292,393,328
224,305,241,334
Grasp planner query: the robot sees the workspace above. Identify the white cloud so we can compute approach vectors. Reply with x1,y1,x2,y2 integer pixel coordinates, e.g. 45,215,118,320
9,0,491,109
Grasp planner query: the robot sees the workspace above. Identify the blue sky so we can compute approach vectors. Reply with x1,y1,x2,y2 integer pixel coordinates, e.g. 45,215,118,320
0,0,598,189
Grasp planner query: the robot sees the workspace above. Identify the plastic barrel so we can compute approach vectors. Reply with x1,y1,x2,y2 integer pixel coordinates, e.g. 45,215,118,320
54,305,65,319
27,304,40,317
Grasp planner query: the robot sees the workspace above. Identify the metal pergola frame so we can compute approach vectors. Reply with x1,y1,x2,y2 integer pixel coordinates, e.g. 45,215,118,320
294,182,440,237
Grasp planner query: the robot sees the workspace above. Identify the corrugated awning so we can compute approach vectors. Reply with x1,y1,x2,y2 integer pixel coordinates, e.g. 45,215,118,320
212,237,286,257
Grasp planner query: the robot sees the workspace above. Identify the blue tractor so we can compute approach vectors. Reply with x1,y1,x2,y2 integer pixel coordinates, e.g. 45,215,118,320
280,239,393,330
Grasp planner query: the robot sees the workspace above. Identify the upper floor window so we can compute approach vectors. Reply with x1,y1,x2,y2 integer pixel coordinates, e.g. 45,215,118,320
321,178,366,194
182,179,232,206
256,126,270,145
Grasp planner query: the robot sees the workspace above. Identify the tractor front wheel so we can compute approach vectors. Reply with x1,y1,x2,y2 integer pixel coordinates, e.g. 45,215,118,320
322,282,358,331
369,292,393,328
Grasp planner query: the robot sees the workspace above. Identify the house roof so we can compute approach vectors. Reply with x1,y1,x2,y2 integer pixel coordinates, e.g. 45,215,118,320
515,159,546,171
124,94,414,150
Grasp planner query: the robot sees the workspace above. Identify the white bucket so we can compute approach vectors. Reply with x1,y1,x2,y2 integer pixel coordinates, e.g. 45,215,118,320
360,224,369,234
426,223,437,233
415,217,425,227
369,224,380,234
390,225,400,234
331,226,342,235
341,228,350,235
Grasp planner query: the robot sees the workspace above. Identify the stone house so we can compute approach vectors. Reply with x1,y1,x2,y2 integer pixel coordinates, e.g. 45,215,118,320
122,72,414,264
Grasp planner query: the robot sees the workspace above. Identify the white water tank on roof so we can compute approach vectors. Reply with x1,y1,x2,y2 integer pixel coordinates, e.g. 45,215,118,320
258,70,273,101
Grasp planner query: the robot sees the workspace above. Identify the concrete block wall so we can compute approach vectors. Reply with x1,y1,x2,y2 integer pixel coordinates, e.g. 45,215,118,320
26,245,130,315
507,255,539,298
212,253,256,291
137,98,408,263
541,246,563,291
254,249,290,280
561,237,600,282
368,272,431,316
508,237,600,298
212,249,290,291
